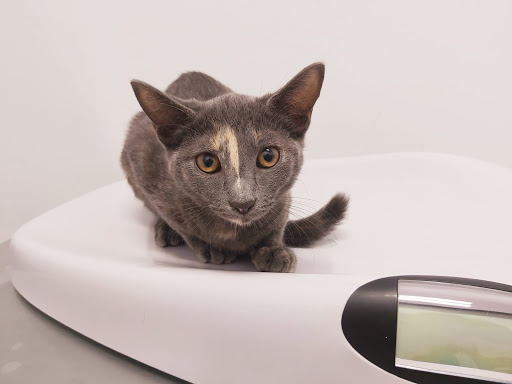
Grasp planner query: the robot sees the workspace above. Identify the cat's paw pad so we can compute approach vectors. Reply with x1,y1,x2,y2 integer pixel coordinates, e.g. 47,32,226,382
198,249,239,264
154,220,185,247
252,246,296,273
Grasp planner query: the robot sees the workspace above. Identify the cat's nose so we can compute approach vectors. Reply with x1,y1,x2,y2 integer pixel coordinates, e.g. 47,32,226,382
229,199,255,215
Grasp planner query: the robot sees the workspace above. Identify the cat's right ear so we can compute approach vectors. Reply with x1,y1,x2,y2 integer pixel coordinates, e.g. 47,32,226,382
266,63,325,138
131,80,194,148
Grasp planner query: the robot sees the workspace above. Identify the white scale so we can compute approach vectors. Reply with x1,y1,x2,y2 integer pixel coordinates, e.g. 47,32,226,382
8,153,512,384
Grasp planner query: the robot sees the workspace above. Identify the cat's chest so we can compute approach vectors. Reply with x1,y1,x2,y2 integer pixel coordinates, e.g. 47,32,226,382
207,222,265,250
212,228,239,241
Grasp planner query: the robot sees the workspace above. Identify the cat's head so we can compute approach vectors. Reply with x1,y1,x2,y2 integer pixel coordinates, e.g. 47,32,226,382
131,63,324,225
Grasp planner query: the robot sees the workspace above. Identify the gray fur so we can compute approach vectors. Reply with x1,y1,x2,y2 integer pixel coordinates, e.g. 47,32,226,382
121,63,348,272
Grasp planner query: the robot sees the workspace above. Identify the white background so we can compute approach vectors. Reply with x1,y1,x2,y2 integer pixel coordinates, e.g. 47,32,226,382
1,0,511,243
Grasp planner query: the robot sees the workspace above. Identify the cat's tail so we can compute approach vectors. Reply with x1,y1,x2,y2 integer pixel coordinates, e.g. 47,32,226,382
284,193,349,247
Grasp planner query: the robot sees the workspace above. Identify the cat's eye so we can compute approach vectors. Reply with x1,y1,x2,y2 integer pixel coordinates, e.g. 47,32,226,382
257,147,280,168
196,153,221,173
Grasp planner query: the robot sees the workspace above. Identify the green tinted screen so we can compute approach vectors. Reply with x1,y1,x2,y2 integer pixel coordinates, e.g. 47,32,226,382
396,304,512,374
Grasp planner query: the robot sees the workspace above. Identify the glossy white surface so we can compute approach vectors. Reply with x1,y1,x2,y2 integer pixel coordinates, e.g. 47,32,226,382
0,266,181,384
8,153,512,384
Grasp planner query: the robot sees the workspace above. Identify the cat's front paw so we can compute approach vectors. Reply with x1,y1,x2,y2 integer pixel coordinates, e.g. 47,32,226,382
197,248,239,265
252,246,296,273
154,219,185,247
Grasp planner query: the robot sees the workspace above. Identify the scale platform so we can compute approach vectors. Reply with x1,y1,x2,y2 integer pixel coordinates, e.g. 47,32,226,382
8,153,512,384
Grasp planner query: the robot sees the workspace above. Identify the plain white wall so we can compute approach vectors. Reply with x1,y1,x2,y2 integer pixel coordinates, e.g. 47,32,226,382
1,0,511,243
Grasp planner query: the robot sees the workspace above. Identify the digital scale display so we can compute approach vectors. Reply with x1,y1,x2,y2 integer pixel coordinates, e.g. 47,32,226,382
396,280,512,383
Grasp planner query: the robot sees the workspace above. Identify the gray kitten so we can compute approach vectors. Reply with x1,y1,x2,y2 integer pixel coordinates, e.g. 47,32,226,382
121,63,348,272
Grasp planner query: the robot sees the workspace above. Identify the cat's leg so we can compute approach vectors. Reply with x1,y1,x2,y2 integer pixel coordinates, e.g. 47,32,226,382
251,230,296,272
154,218,185,247
182,235,239,265
209,249,239,265
251,246,296,273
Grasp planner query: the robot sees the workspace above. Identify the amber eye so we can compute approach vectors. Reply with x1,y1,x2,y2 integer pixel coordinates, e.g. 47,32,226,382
257,147,280,168
196,153,221,173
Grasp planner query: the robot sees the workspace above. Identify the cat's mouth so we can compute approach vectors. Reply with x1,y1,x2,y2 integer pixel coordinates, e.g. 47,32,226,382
222,209,265,226
224,213,257,226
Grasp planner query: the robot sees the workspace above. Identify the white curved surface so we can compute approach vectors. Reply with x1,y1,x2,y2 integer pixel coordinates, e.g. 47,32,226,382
8,153,512,384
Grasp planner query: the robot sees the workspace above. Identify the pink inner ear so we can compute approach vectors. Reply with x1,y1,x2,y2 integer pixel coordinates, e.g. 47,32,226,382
132,80,193,127
290,70,323,114
142,95,185,127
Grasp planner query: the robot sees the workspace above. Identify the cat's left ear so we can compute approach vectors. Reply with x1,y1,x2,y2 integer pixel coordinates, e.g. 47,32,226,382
131,80,195,148
267,62,325,138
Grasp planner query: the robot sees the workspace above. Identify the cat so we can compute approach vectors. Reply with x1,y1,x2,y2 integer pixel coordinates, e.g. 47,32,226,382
121,62,348,272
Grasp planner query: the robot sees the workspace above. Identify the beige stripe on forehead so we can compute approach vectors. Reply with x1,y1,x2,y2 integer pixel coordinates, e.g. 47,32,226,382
212,125,240,180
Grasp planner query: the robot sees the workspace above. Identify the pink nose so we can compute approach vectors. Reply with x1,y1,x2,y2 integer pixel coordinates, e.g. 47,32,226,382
229,199,255,215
